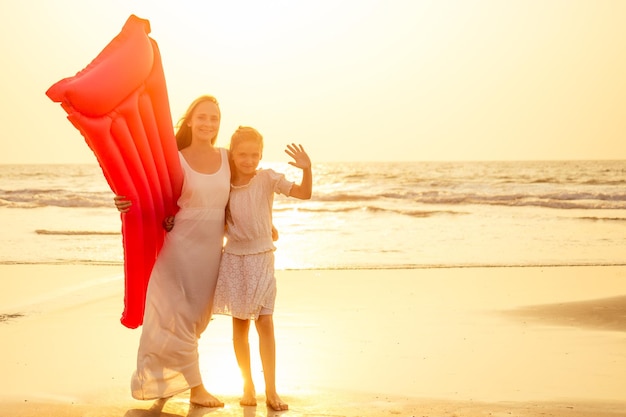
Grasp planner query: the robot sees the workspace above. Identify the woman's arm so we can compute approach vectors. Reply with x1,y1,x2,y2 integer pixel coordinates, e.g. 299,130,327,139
114,195,174,232
114,195,132,213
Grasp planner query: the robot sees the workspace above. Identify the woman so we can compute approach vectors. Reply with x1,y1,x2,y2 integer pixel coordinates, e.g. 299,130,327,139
115,95,229,407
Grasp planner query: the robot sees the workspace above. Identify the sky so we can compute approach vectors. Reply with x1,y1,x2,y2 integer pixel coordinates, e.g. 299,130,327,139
1,0,625,164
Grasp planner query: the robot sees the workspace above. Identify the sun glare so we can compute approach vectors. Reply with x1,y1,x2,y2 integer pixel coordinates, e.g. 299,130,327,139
198,316,266,396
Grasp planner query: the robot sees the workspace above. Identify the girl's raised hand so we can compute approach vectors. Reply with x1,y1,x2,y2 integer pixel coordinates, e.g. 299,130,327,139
285,143,311,170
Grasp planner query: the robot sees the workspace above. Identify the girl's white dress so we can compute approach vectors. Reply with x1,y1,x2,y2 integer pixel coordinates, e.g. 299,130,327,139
131,149,230,400
213,169,293,320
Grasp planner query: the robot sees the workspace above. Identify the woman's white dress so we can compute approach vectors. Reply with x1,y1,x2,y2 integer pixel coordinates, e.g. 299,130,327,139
131,149,230,400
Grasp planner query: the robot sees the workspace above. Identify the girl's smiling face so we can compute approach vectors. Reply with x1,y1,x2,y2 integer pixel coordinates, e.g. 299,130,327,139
231,140,262,178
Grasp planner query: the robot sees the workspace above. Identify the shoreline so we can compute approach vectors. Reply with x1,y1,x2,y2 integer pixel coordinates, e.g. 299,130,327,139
1,264,625,416
3,260,626,269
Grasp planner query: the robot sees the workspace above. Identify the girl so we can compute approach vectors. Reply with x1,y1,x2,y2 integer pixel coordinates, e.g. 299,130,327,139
212,126,312,411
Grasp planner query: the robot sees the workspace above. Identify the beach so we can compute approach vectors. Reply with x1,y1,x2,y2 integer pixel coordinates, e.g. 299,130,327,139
1,264,625,416
3,0,625,413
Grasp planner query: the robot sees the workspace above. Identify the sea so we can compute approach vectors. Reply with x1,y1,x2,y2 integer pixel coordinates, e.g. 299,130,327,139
1,160,625,270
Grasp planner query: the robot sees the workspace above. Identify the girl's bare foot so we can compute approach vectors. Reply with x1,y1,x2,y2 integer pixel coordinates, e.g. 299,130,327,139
190,385,224,408
149,396,172,412
240,382,257,406
265,392,288,411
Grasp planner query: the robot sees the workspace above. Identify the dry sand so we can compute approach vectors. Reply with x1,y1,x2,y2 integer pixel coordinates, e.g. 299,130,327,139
1,264,625,416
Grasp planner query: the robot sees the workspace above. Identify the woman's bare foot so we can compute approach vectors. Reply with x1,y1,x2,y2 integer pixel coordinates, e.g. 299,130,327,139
265,392,288,411
190,385,224,408
240,382,257,406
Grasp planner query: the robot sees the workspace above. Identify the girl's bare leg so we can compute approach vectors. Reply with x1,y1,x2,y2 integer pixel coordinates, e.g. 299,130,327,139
233,317,257,406
255,314,288,411
190,384,224,408
149,396,172,412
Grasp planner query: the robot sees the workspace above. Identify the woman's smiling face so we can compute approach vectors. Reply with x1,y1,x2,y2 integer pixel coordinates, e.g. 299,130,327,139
188,100,220,144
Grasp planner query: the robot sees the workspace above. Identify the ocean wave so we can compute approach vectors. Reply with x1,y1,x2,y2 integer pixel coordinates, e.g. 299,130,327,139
312,193,380,202
278,262,626,270
0,313,24,323
35,229,120,236
579,216,626,222
416,197,626,210
496,177,626,186
0,189,112,209
2,161,625,211
359,206,463,217
2,260,625,270
3,188,626,210
275,205,465,217
293,188,626,210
